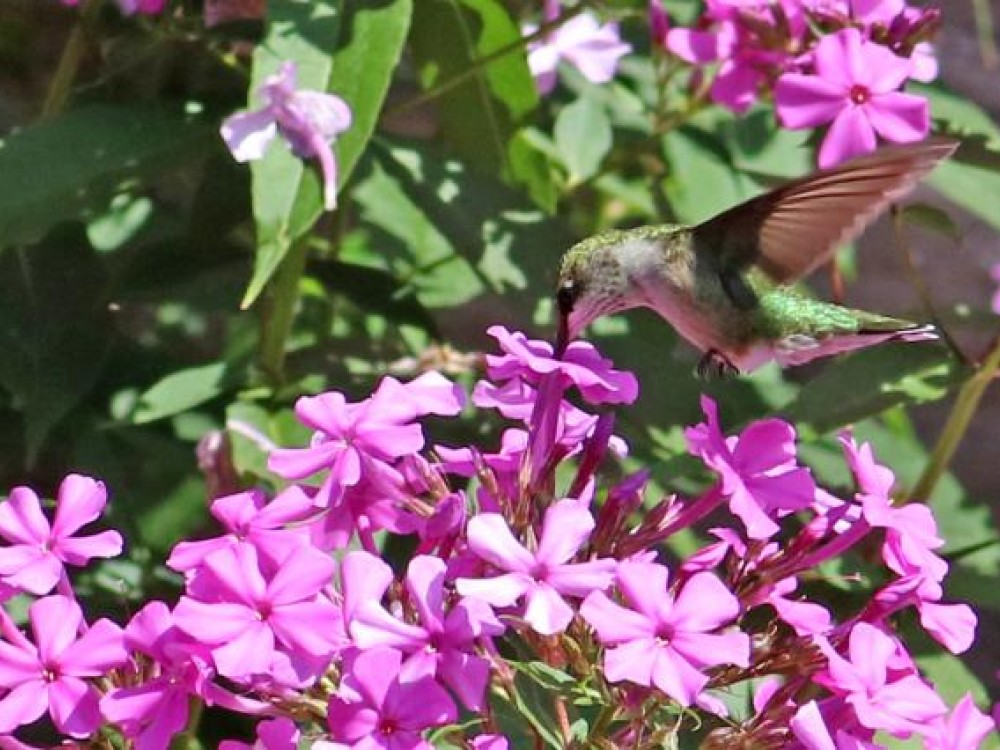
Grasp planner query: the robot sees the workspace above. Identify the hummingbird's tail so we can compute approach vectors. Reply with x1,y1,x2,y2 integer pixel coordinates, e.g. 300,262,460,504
773,320,938,368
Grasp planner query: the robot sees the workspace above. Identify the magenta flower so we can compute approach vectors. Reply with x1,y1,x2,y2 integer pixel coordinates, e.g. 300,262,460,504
775,27,929,166
0,474,123,595
220,718,300,750
456,499,616,635
102,601,265,750
172,543,340,683
789,699,880,749
269,373,463,508
326,647,458,750
815,622,946,737
167,486,314,574
685,396,815,540
925,693,996,750
351,554,504,710
580,560,750,707
526,1,631,95
484,325,638,405
0,595,126,737
221,61,352,210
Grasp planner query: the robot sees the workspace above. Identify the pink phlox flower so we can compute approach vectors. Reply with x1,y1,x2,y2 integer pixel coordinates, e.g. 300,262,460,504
869,576,976,654
525,1,631,95
269,373,462,508
924,693,997,750
102,601,265,750
0,595,127,737
685,396,815,540
219,717,301,750
0,474,123,595
455,499,616,635
990,263,1000,315
581,560,750,707
775,27,928,166
173,543,340,684
473,379,629,456
167,486,315,574
221,61,352,210
326,646,458,750
484,326,638,405
789,699,881,749
815,622,947,737
308,460,424,551
471,736,509,750
840,436,948,596
351,554,504,710
649,0,670,47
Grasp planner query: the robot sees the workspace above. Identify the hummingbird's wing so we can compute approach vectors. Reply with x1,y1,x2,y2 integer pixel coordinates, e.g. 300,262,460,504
692,139,958,289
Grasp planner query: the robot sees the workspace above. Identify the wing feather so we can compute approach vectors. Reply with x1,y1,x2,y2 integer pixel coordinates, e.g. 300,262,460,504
693,139,958,284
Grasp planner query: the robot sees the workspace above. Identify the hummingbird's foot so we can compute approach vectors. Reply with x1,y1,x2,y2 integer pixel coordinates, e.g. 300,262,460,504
697,349,740,380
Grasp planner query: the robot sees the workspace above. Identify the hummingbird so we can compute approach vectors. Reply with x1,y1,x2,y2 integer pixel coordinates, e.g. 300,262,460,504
555,139,957,377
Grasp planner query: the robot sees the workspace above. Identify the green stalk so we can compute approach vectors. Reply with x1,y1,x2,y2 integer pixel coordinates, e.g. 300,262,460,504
908,334,1000,503
258,238,309,387
42,0,103,119
972,0,999,70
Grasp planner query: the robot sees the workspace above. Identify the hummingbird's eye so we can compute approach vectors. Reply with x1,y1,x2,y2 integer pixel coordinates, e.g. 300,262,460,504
557,281,578,316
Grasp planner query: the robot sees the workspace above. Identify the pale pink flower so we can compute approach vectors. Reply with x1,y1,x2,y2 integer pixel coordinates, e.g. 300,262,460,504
526,2,631,94
219,718,300,750
221,61,352,210
0,474,123,595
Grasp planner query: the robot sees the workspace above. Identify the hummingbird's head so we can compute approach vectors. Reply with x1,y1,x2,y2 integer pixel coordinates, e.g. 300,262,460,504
556,226,678,340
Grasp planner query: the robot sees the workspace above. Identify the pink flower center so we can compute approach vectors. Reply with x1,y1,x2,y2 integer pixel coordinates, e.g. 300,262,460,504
41,664,60,683
379,718,398,736
849,84,871,105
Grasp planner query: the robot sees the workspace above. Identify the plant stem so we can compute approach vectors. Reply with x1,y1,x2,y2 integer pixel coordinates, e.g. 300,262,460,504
909,334,1000,503
972,0,999,70
259,238,309,387
42,0,103,119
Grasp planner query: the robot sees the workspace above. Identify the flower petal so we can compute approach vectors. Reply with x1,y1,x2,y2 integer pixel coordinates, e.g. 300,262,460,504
220,108,278,162
818,105,877,167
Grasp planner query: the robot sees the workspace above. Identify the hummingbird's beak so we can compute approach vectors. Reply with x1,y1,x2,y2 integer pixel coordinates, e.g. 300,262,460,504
554,311,570,359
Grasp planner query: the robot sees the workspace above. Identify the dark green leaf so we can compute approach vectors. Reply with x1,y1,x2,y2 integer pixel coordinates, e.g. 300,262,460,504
918,82,1000,233
244,0,412,306
902,203,961,242
0,104,215,248
784,344,967,434
554,96,613,185
0,225,111,466
133,363,230,424
410,0,538,174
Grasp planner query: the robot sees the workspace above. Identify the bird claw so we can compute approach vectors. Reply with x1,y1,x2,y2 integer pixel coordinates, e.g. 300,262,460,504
696,350,739,380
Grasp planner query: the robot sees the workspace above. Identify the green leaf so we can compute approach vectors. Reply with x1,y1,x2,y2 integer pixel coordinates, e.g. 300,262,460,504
244,0,413,307
410,0,538,174
917,82,1000,233
0,104,215,248
901,202,961,242
0,225,111,467
661,119,761,223
784,344,968,434
554,96,613,185
355,139,571,322
132,363,230,424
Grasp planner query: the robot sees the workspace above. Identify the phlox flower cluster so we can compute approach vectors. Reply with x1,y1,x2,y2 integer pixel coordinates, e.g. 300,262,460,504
529,0,940,167
0,325,993,748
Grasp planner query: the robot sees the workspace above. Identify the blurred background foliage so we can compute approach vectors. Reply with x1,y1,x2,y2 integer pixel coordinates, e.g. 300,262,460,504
0,0,999,719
